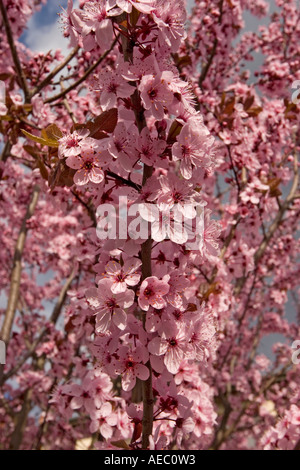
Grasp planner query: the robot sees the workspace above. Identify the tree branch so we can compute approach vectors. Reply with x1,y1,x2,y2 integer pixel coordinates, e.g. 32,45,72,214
45,37,119,104
1,267,76,385
0,0,30,101
0,185,40,383
31,46,80,98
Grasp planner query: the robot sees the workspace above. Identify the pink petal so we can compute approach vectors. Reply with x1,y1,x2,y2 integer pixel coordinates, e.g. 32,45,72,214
112,308,127,330
122,370,136,391
86,287,101,310
135,364,150,381
74,169,89,186
89,167,104,184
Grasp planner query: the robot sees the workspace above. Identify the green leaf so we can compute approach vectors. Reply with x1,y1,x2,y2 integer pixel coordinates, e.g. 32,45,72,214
41,123,63,142
21,129,59,147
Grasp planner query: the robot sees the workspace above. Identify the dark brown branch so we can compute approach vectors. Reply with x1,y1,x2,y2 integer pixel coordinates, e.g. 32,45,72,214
9,389,32,450
1,267,76,385
45,37,119,104
0,186,40,383
0,0,30,101
31,46,80,98
106,170,142,192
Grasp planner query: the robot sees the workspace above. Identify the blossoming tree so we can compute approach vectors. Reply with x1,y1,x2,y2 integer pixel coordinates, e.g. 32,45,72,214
0,0,299,450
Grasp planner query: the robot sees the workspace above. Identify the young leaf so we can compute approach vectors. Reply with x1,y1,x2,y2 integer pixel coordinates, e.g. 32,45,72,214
22,129,59,147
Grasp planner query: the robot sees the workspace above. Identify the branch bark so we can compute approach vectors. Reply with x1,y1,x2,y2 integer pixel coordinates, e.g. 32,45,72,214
31,46,80,98
1,266,76,385
45,37,119,104
0,185,40,383
0,0,30,101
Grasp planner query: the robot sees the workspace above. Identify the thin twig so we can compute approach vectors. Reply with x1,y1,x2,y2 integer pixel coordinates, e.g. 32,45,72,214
45,37,119,104
0,0,30,101
31,46,80,98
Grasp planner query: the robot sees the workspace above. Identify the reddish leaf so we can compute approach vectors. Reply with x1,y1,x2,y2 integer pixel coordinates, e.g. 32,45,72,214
167,120,183,145
87,108,118,137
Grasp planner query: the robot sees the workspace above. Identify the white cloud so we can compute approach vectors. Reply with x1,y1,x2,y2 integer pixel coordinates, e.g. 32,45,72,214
24,0,80,56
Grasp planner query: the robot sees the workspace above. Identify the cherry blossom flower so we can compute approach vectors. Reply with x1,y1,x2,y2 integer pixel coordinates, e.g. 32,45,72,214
136,127,166,166
139,71,174,120
66,145,112,186
138,275,170,311
59,0,82,47
108,122,139,171
86,278,134,332
58,129,91,158
148,326,187,374
104,258,142,293
153,0,187,52
165,271,189,308
114,346,149,391
198,209,221,258
65,372,111,414
156,173,200,218
78,1,116,52
139,203,189,244
172,120,215,179
108,0,154,14
186,316,216,362
95,69,133,111
90,402,118,437
0,102,7,116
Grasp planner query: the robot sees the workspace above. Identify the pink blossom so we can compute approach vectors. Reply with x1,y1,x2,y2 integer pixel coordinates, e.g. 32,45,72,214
115,346,149,391
172,120,215,179
198,209,221,258
86,279,134,332
0,102,7,116
139,203,189,244
108,0,154,14
79,1,116,52
136,127,166,166
95,69,133,111
66,146,112,186
108,122,139,171
139,71,174,120
156,173,200,218
138,275,170,311
104,258,142,293
58,129,91,158
148,326,187,374
153,0,187,52
90,402,118,437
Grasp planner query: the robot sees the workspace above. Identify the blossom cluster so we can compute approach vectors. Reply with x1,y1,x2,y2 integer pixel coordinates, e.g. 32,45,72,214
0,0,299,452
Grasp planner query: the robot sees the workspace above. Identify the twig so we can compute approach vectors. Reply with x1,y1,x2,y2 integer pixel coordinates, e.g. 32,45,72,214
31,46,80,98
106,170,142,192
1,266,76,385
0,186,40,383
0,0,30,101
45,37,119,104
